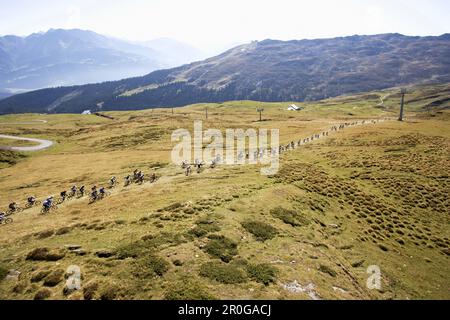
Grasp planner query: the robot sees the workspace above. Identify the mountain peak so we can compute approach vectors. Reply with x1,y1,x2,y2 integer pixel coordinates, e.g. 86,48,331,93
1,33,449,114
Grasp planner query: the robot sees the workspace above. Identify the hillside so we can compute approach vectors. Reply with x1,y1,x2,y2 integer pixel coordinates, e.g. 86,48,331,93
0,29,203,99
0,84,449,300
1,33,450,114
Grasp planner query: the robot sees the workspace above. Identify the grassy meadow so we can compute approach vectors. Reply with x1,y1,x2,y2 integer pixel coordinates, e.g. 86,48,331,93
0,83,449,300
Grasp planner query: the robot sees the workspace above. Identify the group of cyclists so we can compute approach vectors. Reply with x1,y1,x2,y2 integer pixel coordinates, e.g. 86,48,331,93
1,169,160,223
1,119,388,225
181,158,219,176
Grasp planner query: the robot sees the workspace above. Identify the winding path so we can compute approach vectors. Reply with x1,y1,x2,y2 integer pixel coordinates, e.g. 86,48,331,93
0,134,54,152
0,120,48,125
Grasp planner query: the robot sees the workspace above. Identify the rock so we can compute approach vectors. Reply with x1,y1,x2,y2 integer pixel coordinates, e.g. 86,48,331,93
72,249,87,256
95,249,113,258
333,286,348,294
281,281,321,300
5,269,21,281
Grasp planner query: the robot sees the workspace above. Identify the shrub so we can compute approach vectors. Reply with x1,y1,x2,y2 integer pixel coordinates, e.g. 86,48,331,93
115,242,148,259
55,227,72,235
241,221,278,241
188,221,220,238
199,262,247,284
31,270,51,283
318,264,337,277
43,269,65,287
34,288,52,300
26,248,65,261
162,202,183,212
173,259,184,266
246,263,278,285
0,265,8,281
36,230,54,239
83,281,99,300
188,226,208,238
99,282,121,300
203,235,238,263
134,254,170,278
142,232,186,248
270,207,310,227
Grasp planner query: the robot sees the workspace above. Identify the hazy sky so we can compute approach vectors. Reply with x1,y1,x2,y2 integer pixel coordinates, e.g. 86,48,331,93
1,0,449,52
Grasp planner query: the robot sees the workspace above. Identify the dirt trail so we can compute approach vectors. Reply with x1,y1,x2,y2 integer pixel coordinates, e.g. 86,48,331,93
0,134,54,152
0,120,48,125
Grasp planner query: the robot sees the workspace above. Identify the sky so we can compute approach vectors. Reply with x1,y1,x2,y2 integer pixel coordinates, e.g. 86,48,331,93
1,0,449,53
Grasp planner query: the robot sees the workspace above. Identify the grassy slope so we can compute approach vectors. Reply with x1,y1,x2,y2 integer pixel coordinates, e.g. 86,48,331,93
0,84,448,300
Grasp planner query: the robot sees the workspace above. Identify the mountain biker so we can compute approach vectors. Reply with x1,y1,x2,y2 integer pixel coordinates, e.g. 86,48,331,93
60,191,67,201
79,186,85,196
196,161,204,173
110,176,117,187
70,186,77,196
185,165,192,176
8,202,17,212
133,169,140,181
91,189,98,201
136,171,144,183
99,187,106,196
43,196,54,210
27,196,37,206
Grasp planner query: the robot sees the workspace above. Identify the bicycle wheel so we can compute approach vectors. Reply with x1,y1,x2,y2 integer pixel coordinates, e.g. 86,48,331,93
4,218,13,224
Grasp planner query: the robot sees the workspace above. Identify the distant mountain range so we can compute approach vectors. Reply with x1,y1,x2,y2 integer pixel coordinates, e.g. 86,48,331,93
0,29,204,98
1,33,449,114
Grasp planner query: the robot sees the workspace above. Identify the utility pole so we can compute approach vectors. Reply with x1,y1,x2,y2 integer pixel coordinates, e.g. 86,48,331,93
257,108,264,122
172,107,174,115
205,107,208,120
398,88,406,121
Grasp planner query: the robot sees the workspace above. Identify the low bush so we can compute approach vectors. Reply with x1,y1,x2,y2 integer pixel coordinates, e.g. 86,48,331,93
199,262,247,284
241,221,278,241
203,235,238,263
270,207,310,227
246,263,278,285
134,254,170,278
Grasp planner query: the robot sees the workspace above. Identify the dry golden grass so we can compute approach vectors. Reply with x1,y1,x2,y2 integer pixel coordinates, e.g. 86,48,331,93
0,85,449,300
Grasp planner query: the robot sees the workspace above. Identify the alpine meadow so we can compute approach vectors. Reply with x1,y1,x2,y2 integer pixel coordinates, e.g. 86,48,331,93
0,0,449,304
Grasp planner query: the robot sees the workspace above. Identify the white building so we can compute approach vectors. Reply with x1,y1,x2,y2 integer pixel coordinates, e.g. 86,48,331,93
287,104,303,111
81,110,91,115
